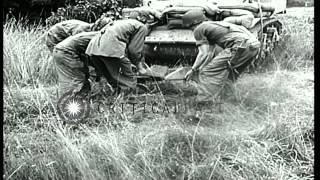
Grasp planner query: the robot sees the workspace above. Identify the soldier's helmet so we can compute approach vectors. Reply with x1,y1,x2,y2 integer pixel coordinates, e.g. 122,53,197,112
91,15,113,31
182,9,207,27
127,11,150,24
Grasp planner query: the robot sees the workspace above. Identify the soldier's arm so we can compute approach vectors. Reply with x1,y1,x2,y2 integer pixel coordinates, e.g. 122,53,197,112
192,24,212,71
185,43,213,81
127,25,148,65
192,44,211,71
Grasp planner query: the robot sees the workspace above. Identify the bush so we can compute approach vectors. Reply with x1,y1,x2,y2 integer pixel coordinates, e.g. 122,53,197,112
287,0,314,7
45,0,124,26
45,0,144,26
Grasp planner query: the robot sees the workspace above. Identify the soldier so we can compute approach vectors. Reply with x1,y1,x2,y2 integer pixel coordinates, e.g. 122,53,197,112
45,15,113,53
53,31,100,97
85,12,150,94
183,9,260,103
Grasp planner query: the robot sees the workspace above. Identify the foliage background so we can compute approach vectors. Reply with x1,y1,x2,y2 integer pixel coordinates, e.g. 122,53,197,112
287,0,314,7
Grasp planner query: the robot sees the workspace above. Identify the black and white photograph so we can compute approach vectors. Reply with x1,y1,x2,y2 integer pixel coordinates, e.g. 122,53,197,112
3,0,314,179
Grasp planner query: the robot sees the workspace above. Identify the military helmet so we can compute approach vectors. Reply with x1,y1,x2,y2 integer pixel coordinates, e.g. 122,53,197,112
182,9,207,27
127,11,150,23
91,15,113,31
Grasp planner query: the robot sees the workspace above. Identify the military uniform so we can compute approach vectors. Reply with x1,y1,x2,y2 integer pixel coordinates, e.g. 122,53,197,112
85,19,148,90
192,21,260,101
46,20,92,53
53,31,99,96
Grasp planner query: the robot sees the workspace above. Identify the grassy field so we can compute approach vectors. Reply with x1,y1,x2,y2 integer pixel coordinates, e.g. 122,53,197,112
3,8,314,180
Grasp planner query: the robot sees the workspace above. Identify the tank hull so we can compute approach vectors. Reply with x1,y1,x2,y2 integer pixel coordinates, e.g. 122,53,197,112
144,17,282,66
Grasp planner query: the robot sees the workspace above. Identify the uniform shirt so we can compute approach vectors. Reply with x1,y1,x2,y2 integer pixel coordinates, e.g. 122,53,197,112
47,19,92,47
55,31,99,57
193,21,258,49
85,19,148,63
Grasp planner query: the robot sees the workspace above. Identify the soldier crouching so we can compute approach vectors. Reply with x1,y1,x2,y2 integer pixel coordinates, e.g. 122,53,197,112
53,31,99,97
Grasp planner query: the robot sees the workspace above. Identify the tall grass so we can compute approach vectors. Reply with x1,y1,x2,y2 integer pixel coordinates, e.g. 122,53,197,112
3,11,314,86
3,17,57,87
3,8,314,180
267,13,314,71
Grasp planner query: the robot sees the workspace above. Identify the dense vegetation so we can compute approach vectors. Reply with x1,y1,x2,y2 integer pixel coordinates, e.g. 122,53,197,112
287,0,314,7
3,5,314,180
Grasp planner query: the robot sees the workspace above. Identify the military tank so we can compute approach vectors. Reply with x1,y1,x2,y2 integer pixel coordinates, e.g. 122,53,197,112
122,0,285,69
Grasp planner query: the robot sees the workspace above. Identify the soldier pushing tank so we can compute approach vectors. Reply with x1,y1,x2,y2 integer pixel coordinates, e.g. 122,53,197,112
183,9,260,103
45,15,113,53
85,11,153,95
49,2,282,102
52,9,160,98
